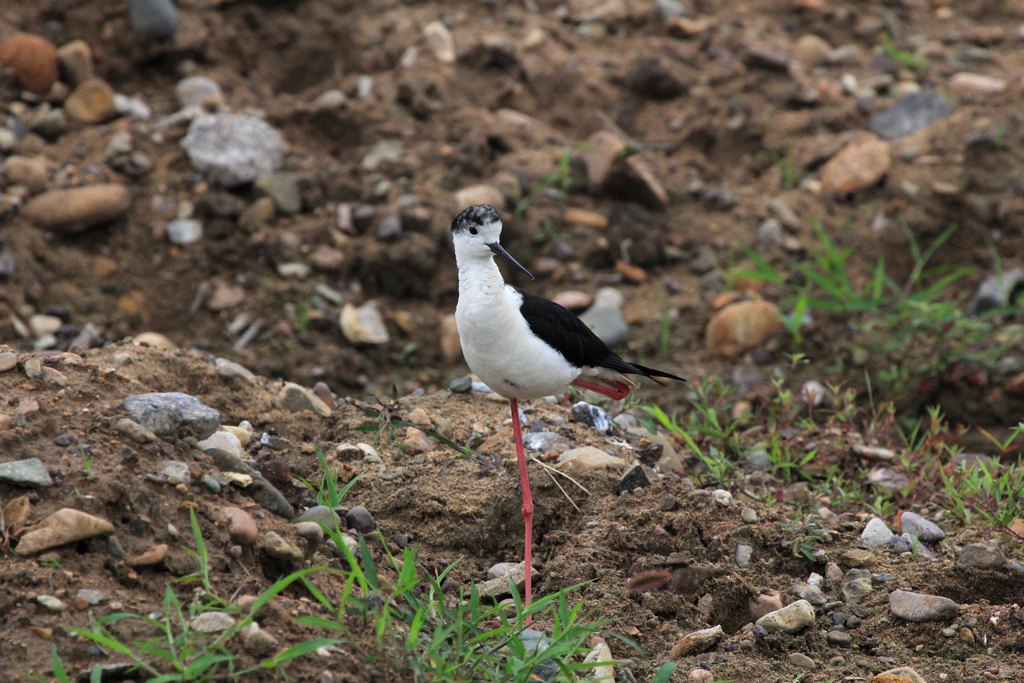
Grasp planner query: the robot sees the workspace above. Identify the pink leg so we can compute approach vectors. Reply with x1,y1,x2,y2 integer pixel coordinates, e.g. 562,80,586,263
509,398,533,625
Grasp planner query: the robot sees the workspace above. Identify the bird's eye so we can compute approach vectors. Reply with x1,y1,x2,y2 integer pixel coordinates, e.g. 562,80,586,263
469,227,478,235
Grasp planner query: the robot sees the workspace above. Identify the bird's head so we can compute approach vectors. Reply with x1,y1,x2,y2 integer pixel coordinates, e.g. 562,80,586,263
450,204,534,279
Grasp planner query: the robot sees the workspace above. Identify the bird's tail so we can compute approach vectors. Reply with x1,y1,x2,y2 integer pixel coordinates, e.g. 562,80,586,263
628,363,687,385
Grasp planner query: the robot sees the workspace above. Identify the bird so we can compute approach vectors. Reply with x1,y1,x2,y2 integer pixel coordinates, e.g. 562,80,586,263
450,204,685,623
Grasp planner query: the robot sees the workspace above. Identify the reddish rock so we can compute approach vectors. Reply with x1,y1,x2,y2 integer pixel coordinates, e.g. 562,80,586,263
23,184,131,232
706,299,782,357
224,506,258,546
820,134,892,193
0,33,59,93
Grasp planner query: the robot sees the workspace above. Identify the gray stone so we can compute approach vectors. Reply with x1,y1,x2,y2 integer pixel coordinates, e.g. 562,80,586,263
860,517,893,548
166,219,203,245
957,543,1007,570
294,505,341,531
160,460,191,485
448,375,473,393
181,114,284,187
129,0,179,38
0,458,53,487
841,568,873,604
570,402,612,433
826,630,851,646
191,611,235,633
755,599,815,634
735,544,753,568
579,288,627,347
346,506,375,534
888,589,958,622
200,474,221,493
744,446,771,471
618,464,651,493
175,76,222,109
900,511,945,542
787,653,816,670
240,623,279,656
245,478,295,520
868,91,953,140
891,532,936,558
255,172,302,215
522,432,573,452
124,392,220,439
487,562,521,581
215,357,256,383
741,507,758,524
712,489,733,506
793,581,827,606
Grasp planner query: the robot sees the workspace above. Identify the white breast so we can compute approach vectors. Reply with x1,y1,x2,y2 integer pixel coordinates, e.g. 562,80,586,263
457,283,579,400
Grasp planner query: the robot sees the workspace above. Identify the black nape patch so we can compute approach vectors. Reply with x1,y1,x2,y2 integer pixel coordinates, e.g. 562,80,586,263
451,204,499,233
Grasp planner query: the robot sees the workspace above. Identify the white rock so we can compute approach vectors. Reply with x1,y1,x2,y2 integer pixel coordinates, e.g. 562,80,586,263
197,430,244,460
860,517,894,548
340,301,389,345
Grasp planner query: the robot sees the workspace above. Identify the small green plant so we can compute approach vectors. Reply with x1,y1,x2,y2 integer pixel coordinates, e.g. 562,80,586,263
765,434,819,483
642,389,741,486
39,555,62,570
768,149,797,190
301,449,361,509
62,509,338,681
79,441,95,479
940,439,1024,528
778,515,828,562
304,528,611,682
354,399,473,457
881,34,930,71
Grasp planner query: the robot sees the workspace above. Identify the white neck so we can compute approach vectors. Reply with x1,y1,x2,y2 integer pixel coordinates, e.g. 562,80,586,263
457,255,506,298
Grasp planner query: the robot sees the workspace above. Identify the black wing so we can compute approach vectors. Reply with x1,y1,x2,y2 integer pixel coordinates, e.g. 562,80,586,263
517,289,687,383
518,290,617,369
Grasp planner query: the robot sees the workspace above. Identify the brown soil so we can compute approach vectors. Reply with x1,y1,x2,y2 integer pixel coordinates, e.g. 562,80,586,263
2,0,1024,681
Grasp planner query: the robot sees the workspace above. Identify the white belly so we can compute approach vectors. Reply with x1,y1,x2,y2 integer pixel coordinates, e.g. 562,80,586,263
457,286,579,400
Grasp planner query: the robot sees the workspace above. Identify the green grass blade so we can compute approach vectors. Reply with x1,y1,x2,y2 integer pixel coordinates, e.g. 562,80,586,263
50,645,71,683
261,638,342,668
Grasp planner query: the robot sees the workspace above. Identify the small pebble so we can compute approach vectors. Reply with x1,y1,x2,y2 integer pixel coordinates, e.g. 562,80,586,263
37,595,67,613
826,630,852,646
346,506,375,534
166,218,203,245
129,0,179,39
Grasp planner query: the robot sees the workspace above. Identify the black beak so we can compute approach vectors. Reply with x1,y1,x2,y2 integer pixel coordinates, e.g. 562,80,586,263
487,242,535,280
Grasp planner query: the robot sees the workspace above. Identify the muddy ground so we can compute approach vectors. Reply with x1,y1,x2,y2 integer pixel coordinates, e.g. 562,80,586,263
2,0,1024,681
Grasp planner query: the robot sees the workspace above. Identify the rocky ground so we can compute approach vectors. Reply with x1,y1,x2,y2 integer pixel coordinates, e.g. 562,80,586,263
2,0,1024,681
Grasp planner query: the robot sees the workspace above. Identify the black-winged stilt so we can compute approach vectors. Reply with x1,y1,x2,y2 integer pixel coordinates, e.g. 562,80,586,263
450,204,685,622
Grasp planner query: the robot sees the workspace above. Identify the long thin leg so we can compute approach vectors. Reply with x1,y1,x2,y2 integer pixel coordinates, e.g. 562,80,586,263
509,397,533,625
